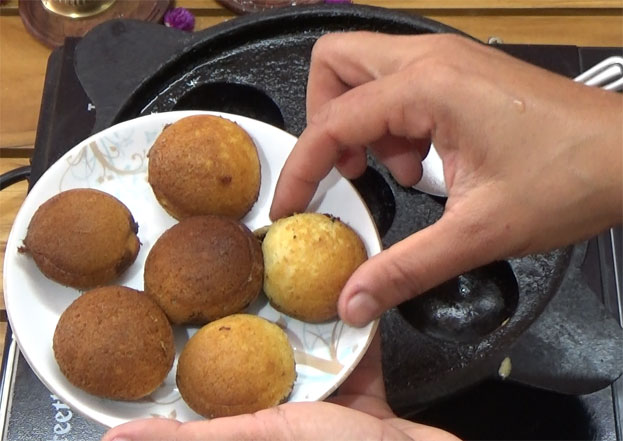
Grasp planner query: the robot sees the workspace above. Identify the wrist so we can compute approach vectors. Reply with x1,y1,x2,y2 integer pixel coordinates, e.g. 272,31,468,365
588,92,623,227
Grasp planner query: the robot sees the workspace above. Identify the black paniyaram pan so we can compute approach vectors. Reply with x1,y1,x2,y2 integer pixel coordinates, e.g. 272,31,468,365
71,4,623,414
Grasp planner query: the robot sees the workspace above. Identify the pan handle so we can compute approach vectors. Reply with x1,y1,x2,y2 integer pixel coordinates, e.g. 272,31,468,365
0,166,31,192
506,237,623,395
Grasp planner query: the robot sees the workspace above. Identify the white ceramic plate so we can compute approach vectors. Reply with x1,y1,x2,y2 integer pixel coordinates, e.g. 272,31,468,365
3,111,381,428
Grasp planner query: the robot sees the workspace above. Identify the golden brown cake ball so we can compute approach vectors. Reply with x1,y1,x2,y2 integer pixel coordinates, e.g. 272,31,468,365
262,213,367,322
144,215,264,325
177,314,296,418
19,188,140,290
53,286,175,400
148,115,261,220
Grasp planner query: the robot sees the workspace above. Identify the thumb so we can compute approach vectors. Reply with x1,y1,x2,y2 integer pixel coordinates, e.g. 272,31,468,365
339,211,498,326
101,402,415,441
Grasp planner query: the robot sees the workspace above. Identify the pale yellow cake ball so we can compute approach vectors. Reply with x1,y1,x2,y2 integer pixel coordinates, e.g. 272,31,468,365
262,213,367,322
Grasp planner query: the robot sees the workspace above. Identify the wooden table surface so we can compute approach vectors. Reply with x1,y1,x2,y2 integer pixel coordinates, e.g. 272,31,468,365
0,0,621,366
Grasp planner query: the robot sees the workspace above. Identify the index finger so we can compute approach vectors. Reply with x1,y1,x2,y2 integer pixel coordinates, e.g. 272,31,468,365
268,124,344,219
270,33,449,220
269,72,435,220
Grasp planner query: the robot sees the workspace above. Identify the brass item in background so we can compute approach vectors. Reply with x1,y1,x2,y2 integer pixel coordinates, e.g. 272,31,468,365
18,0,170,48
40,0,117,18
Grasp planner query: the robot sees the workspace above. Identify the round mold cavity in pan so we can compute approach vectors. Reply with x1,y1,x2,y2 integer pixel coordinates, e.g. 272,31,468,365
172,82,285,130
398,261,519,343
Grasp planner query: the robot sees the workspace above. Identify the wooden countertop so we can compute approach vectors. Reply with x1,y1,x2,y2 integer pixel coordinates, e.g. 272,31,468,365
0,0,621,365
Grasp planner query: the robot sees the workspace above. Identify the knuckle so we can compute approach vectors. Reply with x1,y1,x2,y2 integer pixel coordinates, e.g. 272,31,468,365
307,99,339,135
311,31,374,64
393,257,426,299
253,406,296,441
403,54,463,102
374,251,425,302
404,34,474,81
412,55,460,84
431,33,475,54
310,33,341,63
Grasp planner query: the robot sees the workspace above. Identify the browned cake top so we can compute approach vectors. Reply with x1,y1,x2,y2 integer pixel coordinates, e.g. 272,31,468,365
53,285,175,400
22,188,140,289
148,115,261,220
176,314,296,418
144,215,264,325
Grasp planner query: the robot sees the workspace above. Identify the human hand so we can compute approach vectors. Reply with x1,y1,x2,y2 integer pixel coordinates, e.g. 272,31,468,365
269,32,623,327
101,334,460,441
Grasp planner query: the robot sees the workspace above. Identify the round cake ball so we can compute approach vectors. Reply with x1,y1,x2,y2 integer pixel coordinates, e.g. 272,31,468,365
148,115,261,220
20,188,140,290
177,314,296,418
53,286,175,400
263,213,367,322
144,215,264,325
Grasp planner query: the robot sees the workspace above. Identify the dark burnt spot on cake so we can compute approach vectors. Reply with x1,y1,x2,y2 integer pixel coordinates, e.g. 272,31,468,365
322,213,340,223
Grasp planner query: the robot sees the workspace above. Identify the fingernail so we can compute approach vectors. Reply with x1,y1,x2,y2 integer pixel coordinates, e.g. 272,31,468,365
111,438,130,441
345,292,380,326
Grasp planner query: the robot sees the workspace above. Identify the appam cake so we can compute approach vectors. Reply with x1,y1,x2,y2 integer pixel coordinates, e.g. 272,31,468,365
19,188,140,290
176,314,296,418
53,286,175,400
148,115,261,220
262,213,368,322
144,215,264,325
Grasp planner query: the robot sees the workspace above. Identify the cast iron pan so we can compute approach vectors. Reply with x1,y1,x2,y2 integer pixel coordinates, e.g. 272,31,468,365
72,5,623,413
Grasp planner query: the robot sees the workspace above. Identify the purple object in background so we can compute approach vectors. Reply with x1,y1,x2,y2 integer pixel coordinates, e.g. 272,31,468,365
163,7,195,32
